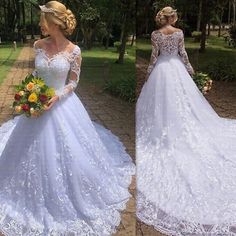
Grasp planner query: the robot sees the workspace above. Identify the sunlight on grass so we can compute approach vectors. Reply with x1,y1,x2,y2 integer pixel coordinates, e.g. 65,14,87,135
0,44,23,85
80,45,135,87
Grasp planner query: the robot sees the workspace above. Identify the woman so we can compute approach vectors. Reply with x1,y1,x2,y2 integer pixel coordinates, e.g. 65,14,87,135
0,1,135,235
136,6,236,235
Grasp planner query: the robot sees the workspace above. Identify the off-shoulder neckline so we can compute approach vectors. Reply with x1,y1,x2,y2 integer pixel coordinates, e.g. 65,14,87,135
34,44,80,61
155,30,182,36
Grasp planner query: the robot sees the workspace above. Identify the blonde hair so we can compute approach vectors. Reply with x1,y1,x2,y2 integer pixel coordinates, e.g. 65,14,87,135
155,6,178,26
40,1,76,36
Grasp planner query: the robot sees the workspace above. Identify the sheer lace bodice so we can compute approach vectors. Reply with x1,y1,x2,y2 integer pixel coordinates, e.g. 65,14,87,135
33,42,81,99
147,30,194,76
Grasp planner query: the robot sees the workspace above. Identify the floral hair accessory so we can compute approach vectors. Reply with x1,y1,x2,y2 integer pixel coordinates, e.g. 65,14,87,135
39,5,56,14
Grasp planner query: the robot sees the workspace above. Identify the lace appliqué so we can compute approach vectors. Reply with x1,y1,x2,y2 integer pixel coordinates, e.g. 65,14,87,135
178,33,194,75
146,30,194,76
147,31,160,76
33,42,82,100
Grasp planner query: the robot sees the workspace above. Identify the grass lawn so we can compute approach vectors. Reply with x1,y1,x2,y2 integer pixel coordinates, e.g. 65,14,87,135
79,45,135,88
137,35,236,77
0,43,23,85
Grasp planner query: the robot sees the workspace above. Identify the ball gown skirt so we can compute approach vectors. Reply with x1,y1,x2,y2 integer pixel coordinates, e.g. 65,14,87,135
0,90,135,235
136,54,236,235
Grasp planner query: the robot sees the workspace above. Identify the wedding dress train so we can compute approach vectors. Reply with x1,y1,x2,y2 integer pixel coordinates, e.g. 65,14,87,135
136,30,236,235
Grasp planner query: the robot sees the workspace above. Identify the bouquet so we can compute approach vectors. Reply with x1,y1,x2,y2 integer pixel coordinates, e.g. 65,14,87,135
12,74,55,117
192,72,213,94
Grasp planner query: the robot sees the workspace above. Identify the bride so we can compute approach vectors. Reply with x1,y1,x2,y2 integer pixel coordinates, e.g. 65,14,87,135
137,6,236,236
0,1,134,235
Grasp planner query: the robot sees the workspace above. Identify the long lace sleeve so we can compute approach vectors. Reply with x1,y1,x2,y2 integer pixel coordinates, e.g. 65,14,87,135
32,41,40,77
178,31,194,75
147,31,159,76
56,46,82,100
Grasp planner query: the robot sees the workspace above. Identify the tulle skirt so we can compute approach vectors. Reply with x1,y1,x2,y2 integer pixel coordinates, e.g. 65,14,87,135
0,92,135,236
136,55,236,235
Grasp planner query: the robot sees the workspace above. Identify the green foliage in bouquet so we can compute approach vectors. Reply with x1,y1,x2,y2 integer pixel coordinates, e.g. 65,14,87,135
193,72,213,94
12,74,55,117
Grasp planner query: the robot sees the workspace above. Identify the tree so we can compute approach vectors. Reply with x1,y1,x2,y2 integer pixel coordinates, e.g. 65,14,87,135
116,0,135,64
79,2,100,49
197,0,202,31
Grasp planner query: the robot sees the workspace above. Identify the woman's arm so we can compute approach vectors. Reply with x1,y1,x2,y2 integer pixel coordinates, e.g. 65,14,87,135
178,31,194,75
55,47,82,100
146,31,160,78
45,46,82,111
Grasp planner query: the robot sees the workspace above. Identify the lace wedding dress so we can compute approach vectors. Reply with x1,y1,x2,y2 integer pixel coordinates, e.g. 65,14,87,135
136,30,236,235
0,43,135,236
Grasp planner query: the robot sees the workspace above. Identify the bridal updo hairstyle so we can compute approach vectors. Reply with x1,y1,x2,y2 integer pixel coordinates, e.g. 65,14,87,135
155,6,178,27
40,1,76,36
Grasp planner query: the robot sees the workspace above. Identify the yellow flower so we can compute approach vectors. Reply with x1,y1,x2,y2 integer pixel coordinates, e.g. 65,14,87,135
45,88,55,97
32,78,45,87
28,93,38,103
26,82,35,91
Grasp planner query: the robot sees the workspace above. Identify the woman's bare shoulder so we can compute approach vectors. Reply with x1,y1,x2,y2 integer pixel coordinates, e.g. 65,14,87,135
33,37,50,49
158,26,182,34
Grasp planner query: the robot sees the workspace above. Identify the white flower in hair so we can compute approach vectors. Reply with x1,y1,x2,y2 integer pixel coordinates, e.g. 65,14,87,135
39,5,56,14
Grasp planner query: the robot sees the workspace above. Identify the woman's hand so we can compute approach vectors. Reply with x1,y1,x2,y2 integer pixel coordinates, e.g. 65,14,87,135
44,95,59,111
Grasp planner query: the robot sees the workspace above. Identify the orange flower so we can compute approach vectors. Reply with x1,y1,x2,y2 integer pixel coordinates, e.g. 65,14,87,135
26,82,35,91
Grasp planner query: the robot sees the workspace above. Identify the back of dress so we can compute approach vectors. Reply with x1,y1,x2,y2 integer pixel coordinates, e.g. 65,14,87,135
147,30,194,76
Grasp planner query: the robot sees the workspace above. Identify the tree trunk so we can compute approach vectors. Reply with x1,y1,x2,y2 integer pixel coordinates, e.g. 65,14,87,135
81,28,93,50
116,14,128,64
197,0,203,31
199,0,207,53
31,3,34,39
3,0,7,37
228,0,231,24
200,23,207,52
105,33,110,49
207,23,211,36
218,10,223,37
233,0,236,23
131,34,135,46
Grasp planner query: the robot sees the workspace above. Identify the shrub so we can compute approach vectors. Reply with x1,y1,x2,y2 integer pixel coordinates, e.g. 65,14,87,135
104,76,135,102
207,60,236,81
191,31,202,42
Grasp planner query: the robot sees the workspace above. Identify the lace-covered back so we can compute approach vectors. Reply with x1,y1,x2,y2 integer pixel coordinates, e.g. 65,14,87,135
146,30,194,76
33,43,81,93
154,31,182,56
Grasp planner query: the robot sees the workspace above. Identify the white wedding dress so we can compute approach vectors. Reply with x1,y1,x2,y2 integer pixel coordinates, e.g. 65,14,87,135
0,43,135,236
136,30,236,235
